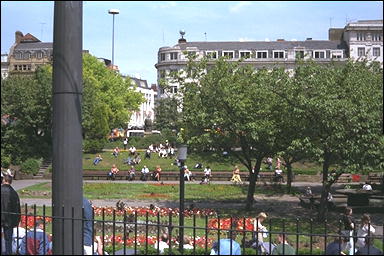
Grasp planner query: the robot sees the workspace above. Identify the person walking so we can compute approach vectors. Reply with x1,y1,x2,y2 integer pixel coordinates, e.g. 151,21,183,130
341,207,355,255
1,174,21,255
123,137,128,150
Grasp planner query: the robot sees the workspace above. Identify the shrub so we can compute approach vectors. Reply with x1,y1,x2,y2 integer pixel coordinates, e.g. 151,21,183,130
84,139,105,153
20,158,41,175
1,154,11,168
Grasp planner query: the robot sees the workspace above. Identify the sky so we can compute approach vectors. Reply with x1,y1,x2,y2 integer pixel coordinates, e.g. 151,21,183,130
1,1,383,85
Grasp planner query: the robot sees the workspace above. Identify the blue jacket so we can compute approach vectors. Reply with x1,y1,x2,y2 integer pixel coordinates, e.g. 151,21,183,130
20,229,51,255
83,197,94,246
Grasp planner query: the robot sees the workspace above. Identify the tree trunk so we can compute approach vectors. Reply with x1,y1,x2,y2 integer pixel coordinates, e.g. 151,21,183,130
317,155,330,222
245,158,262,210
286,162,293,193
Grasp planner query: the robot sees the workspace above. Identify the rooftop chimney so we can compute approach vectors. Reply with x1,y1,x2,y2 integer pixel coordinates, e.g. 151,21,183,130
15,31,23,44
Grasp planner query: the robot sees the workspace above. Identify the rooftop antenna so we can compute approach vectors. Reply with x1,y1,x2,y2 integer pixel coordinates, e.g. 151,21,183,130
40,22,46,41
329,17,333,28
204,32,207,41
162,29,165,44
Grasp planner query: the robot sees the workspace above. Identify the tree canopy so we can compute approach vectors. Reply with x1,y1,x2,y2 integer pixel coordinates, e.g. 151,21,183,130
173,56,383,212
1,53,144,164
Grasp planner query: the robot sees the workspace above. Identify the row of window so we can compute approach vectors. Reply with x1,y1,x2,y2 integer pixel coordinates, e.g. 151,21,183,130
13,64,32,71
356,32,382,42
357,47,381,57
14,51,51,60
160,50,344,61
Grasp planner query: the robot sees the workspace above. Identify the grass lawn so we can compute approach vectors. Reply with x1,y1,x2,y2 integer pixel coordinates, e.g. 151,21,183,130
18,182,300,200
82,150,321,175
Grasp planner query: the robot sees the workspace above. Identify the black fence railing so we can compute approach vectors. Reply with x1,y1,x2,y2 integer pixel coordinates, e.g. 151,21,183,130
1,204,383,255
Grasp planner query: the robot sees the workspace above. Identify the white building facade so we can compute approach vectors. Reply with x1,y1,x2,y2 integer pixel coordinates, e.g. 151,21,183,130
127,76,157,129
155,20,383,98
343,20,383,63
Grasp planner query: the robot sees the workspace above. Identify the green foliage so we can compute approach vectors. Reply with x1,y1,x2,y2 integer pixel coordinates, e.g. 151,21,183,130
1,53,144,163
154,97,182,131
83,139,105,153
82,53,144,139
1,151,11,168
20,158,41,175
1,66,53,163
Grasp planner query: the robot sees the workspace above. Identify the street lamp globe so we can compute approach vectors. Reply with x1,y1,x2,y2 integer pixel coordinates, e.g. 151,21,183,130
108,9,120,14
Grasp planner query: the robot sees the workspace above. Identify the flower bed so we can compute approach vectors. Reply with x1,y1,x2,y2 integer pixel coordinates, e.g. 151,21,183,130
92,206,217,218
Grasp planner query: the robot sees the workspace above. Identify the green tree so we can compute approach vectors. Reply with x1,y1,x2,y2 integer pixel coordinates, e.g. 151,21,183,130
1,53,144,163
82,53,144,139
178,57,286,209
153,97,182,131
280,60,383,221
1,66,53,163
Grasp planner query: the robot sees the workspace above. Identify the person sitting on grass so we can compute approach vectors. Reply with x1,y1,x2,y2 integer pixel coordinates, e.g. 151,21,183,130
271,233,295,255
145,148,151,159
93,154,103,165
133,153,141,165
112,147,120,158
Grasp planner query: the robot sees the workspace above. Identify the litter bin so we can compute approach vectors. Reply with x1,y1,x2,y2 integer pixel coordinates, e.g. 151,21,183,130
352,174,361,182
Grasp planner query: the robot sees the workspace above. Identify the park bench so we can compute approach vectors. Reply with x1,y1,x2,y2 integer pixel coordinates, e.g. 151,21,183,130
336,173,352,183
367,172,383,184
83,170,130,180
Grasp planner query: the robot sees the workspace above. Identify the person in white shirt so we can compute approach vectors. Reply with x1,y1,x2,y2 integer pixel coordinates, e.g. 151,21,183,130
201,166,212,184
141,166,150,181
362,182,373,191
356,214,376,249
154,233,169,254
12,223,26,254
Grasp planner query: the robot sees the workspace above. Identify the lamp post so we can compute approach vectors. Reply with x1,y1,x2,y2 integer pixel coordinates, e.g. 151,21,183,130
108,8,119,68
177,144,187,252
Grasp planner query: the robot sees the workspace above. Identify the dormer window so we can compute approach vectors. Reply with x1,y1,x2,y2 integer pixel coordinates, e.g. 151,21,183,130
273,50,285,59
256,51,268,59
222,51,234,59
314,50,326,59
240,51,251,59
206,51,218,59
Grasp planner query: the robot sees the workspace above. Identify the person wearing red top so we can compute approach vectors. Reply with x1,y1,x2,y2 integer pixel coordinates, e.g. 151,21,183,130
154,165,162,181
108,164,120,180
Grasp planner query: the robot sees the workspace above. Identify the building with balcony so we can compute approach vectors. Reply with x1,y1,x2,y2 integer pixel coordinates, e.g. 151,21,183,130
155,20,383,98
